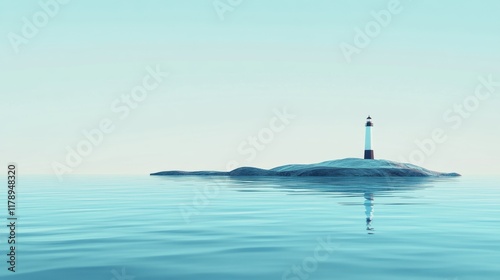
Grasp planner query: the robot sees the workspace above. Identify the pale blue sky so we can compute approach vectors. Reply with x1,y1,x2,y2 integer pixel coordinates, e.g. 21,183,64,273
1,0,499,176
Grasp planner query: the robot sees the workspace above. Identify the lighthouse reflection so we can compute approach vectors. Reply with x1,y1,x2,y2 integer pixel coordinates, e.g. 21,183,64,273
227,176,440,233
364,192,375,233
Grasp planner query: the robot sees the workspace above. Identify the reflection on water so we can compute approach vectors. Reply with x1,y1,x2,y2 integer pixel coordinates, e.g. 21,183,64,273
225,176,448,234
364,192,374,233
226,176,439,194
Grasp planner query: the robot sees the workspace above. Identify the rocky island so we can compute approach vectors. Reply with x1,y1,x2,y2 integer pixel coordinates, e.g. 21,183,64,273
150,158,460,177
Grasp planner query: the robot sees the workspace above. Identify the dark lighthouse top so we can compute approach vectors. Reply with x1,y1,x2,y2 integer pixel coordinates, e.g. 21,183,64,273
365,116,373,127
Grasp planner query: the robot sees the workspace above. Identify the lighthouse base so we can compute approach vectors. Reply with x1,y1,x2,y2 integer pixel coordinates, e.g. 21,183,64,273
364,150,374,159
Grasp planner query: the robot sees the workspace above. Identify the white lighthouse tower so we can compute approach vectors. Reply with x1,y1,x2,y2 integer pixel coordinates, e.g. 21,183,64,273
364,116,374,159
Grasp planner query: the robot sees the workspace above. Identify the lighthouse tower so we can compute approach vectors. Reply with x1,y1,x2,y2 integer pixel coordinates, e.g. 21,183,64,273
364,116,374,159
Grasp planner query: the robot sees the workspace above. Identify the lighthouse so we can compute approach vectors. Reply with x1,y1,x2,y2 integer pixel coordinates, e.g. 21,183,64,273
364,116,374,159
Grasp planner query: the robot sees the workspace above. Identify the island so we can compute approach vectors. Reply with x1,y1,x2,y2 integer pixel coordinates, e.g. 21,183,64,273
150,158,460,177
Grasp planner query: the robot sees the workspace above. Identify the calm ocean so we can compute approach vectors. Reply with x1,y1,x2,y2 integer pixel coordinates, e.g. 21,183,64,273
3,175,500,280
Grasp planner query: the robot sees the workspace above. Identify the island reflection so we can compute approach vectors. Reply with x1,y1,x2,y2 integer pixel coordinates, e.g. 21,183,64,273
221,176,455,233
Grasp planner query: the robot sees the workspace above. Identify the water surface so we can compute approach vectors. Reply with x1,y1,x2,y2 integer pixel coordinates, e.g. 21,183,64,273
3,175,500,280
